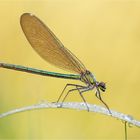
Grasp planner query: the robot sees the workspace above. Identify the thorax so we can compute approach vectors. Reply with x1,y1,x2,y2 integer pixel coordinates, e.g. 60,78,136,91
80,70,96,86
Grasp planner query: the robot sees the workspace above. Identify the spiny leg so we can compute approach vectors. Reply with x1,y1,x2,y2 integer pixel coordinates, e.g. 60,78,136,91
56,84,84,103
61,85,91,111
95,88,111,114
59,84,89,109
60,85,86,103
76,87,90,111
61,87,81,103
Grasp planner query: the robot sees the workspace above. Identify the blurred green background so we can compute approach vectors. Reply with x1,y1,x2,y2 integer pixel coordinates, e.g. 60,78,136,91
0,0,140,139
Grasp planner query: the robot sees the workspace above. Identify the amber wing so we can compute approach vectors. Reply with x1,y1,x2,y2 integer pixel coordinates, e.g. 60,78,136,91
20,13,86,74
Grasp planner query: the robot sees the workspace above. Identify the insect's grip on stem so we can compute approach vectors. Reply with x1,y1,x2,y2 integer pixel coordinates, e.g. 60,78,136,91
56,84,89,111
95,88,111,115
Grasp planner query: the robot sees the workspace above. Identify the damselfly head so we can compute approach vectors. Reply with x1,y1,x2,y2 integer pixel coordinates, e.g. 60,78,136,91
98,82,106,92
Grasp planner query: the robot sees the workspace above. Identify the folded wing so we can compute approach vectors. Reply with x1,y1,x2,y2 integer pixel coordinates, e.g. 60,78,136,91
20,13,86,74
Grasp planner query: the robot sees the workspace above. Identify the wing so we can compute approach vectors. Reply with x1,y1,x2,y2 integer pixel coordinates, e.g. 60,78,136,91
20,13,86,74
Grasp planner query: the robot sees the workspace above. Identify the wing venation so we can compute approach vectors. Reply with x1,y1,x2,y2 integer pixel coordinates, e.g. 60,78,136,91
20,13,86,74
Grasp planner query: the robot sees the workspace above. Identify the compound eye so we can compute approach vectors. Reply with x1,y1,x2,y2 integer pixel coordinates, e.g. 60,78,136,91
100,87,105,92
99,82,106,92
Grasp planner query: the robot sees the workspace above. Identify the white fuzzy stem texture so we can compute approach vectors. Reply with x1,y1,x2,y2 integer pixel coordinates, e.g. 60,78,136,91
0,101,140,127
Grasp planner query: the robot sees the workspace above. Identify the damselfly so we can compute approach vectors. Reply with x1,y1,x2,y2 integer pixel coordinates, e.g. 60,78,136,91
0,13,111,113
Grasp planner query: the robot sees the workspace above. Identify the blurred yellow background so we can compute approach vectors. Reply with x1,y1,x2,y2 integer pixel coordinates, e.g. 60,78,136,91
0,0,140,139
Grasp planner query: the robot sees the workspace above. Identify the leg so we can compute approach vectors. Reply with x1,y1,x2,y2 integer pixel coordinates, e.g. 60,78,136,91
60,85,91,111
95,88,111,114
57,83,85,103
61,87,82,103
77,87,90,111
59,85,89,111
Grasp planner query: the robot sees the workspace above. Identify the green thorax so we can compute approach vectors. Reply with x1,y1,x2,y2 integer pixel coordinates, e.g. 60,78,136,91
80,70,96,85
